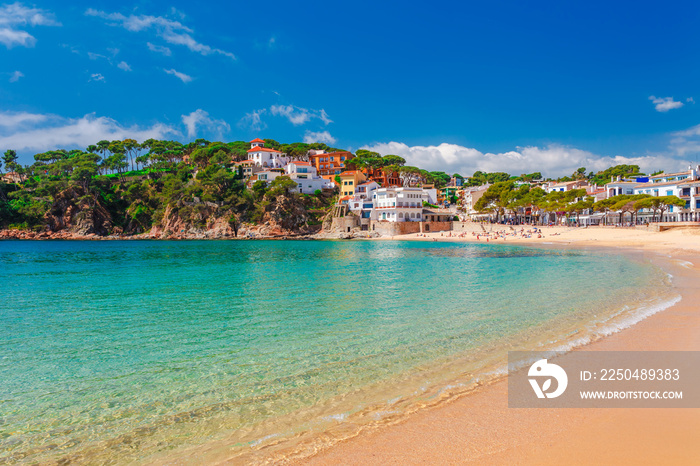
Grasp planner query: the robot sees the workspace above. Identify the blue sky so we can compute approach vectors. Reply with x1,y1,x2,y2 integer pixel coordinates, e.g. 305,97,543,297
1,0,700,176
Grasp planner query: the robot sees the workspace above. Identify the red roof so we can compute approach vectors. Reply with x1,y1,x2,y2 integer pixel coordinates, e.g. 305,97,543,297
250,138,265,143
291,161,311,166
248,147,282,153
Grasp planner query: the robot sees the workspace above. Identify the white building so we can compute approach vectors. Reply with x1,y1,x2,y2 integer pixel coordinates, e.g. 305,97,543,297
632,171,696,221
605,180,638,197
349,181,379,219
371,187,428,222
247,138,289,168
247,169,284,188
604,166,700,222
544,180,589,193
462,184,490,218
423,187,439,205
284,161,334,194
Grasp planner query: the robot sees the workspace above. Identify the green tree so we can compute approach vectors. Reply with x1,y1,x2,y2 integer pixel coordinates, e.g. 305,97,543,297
252,179,268,200
2,150,19,173
382,154,406,167
266,176,298,198
633,196,685,222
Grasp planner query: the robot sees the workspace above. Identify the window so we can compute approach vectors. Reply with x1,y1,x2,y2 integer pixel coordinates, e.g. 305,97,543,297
666,190,673,196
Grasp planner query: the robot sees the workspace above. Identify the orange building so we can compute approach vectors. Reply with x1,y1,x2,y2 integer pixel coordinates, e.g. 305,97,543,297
365,168,401,187
309,151,354,176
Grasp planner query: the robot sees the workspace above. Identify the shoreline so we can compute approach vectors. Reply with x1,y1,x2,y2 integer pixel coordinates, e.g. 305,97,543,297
3,222,699,248
4,226,699,464
294,232,700,465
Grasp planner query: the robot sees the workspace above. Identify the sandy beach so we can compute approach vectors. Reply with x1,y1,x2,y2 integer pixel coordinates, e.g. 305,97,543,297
297,225,700,465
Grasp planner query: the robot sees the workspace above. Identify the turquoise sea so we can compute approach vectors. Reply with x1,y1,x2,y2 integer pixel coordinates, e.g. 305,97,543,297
0,240,675,464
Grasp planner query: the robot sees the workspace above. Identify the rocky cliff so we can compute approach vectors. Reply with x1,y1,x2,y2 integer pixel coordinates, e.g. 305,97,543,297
44,187,113,235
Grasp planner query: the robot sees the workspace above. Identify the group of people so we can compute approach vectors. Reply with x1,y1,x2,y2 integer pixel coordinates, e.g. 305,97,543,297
414,227,546,241
471,227,544,241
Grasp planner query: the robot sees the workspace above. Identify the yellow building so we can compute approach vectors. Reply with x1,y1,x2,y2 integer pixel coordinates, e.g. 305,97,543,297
337,170,367,198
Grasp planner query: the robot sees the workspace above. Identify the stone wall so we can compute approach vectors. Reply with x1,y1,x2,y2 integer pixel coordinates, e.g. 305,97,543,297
330,215,360,233
369,220,453,236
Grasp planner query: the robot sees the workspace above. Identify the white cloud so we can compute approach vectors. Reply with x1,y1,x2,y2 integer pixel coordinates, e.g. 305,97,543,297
117,61,132,71
0,28,32,47
649,96,684,112
87,51,106,60
0,3,60,27
164,68,192,83
360,141,683,178
0,2,60,48
270,105,332,126
303,130,336,145
86,8,235,60
669,123,700,158
147,42,171,56
0,111,178,152
89,73,105,83
181,109,230,139
238,109,267,131
0,111,48,128
9,70,23,82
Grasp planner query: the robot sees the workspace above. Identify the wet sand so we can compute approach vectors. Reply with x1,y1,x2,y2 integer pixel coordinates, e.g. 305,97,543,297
299,227,700,465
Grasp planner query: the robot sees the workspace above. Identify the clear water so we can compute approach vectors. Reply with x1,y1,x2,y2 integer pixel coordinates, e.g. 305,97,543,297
0,240,673,464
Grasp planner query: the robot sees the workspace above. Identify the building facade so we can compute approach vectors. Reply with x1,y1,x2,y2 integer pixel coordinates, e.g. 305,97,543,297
309,151,354,176
247,138,289,168
371,187,428,222
284,161,334,194
337,171,367,197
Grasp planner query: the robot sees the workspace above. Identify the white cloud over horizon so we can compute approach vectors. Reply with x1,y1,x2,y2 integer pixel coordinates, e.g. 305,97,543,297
0,111,179,154
164,68,192,83
0,2,60,48
360,141,687,178
303,130,336,145
86,8,235,60
181,109,230,139
649,96,684,112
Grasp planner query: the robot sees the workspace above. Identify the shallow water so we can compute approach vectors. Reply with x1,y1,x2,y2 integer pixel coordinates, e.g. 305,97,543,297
0,240,673,464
